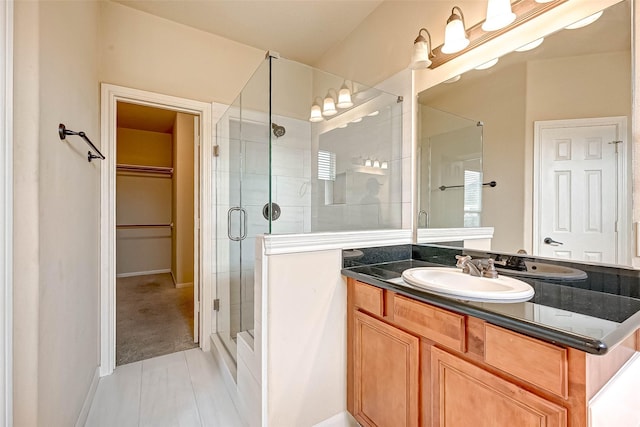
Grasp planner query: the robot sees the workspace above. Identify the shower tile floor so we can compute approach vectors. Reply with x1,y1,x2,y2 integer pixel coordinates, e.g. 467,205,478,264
86,349,245,426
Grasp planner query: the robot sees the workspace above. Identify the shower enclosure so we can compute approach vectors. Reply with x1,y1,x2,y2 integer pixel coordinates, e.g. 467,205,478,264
417,106,484,229
214,54,404,360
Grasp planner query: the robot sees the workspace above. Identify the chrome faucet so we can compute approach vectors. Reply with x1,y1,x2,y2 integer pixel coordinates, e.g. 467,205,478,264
455,255,499,279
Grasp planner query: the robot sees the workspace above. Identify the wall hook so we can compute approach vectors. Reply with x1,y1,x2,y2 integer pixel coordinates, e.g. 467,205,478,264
58,123,105,162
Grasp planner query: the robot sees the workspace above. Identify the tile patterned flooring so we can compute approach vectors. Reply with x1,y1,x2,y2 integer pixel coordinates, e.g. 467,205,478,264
86,349,245,427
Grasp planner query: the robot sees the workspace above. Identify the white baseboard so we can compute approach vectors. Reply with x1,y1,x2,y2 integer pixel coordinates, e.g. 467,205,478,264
170,271,192,288
75,366,100,427
116,269,171,278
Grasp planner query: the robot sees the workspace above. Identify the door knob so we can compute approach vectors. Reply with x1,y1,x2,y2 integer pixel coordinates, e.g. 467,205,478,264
543,237,563,246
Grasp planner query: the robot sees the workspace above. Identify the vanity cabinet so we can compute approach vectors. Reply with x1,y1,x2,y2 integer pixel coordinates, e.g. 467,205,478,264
431,347,566,427
352,311,419,427
346,278,639,427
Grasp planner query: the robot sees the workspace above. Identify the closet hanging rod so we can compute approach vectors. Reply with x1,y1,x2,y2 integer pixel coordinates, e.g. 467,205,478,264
58,123,105,162
116,223,173,229
116,164,173,174
438,180,497,191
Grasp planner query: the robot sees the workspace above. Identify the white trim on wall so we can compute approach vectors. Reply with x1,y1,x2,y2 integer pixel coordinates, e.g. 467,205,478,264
1,0,13,424
100,84,213,376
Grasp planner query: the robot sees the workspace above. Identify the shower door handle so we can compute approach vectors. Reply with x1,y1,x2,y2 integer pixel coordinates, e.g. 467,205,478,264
227,207,248,241
227,207,242,241
239,207,248,241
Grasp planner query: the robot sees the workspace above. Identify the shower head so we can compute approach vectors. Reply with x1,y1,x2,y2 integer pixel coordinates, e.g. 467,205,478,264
272,123,286,138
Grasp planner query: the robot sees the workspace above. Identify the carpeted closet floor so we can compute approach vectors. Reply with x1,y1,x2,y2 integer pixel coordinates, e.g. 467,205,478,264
116,273,197,366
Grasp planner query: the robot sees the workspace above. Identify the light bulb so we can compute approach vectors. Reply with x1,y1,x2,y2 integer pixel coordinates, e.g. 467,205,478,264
442,8,469,54
337,83,353,108
309,103,323,122
411,29,433,69
322,93,337,116
482,0,516,32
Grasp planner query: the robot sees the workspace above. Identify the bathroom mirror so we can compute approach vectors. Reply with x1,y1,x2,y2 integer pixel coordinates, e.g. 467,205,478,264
417,0,632,265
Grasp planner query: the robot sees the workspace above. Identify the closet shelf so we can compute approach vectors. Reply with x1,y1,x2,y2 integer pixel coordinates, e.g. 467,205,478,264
116,163,173,175
116,223,173,229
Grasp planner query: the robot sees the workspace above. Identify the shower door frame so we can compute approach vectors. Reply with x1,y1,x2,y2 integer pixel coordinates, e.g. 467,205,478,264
99,84,218,376
215,105,271,360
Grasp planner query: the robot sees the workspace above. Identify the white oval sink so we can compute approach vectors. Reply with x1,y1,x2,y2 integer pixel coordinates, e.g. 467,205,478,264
497,261,587,281
401,267,534,303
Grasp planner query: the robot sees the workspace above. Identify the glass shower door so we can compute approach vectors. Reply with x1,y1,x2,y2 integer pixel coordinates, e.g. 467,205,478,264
215,60,270,360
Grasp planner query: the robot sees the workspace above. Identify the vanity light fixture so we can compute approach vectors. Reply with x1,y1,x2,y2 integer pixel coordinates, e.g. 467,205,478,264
421,0,567,69
411,28,435,69
442,6,470,54
373,160,380,168
515,37,544,52
381,161,388,169
367,110,379,117
364,158,372,167
337,81,354,108
475,58,499,70
564,10,603,30
482,0,516,31
309,98,323,122
351,117,363,123
322,90,337,116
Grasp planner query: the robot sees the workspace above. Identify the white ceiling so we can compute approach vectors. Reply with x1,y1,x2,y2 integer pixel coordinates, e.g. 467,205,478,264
113,0,384,65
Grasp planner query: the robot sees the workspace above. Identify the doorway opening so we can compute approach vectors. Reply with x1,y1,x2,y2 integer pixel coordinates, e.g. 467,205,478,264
100,84,215,376
115,102,197,365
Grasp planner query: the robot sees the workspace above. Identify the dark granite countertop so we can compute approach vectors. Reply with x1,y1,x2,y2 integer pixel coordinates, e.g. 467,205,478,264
341,244,640,355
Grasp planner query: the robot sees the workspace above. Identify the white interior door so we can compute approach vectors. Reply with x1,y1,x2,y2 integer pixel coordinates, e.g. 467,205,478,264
534,117,627,264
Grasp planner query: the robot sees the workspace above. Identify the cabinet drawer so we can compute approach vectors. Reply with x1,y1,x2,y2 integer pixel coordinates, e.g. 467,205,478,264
354,281,384,316
484,324,568,398
393,295,466,352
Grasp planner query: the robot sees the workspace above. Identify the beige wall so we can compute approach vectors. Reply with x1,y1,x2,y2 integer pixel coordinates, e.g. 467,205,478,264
171,113,195,286
116,128,173,276
13,0,101,425
116,127,173,167
99,1,264,105
315,1,487,86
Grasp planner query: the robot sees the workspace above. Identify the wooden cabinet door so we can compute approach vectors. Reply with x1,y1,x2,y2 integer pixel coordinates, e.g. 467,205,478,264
431,347,567,427
353,311,419,427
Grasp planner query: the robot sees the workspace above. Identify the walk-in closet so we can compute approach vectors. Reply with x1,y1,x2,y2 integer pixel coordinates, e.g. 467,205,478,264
115,101,198,365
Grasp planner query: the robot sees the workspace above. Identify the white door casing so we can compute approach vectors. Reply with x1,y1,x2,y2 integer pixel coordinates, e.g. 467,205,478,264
100,84,213,376
533,117,629,265
0,0,12,423
193,115,200,343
